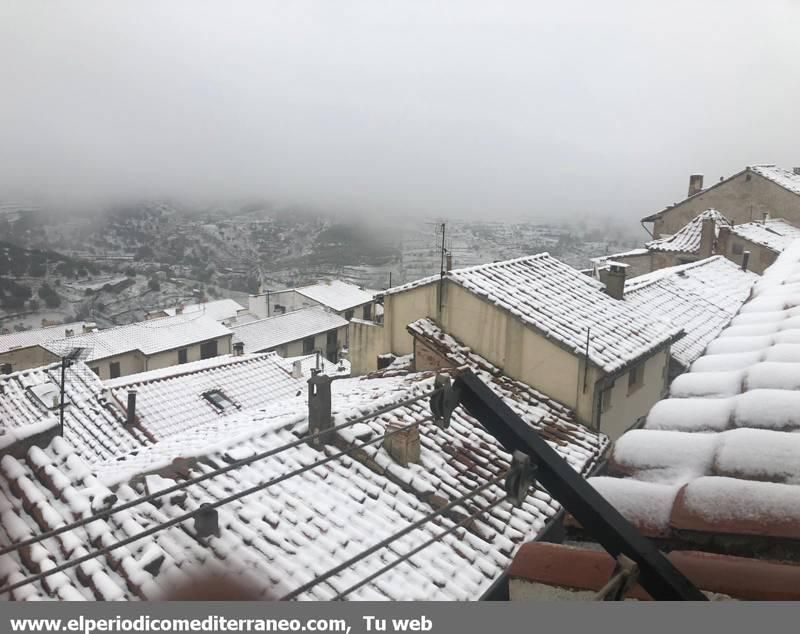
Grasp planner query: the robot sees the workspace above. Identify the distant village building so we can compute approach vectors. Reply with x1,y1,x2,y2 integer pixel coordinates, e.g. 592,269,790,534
351,254,681,440
642,165,800,238
248,280,375,321
231,306,348,361
40,314,232,380
145,298,247,325
592,209,731,276
717,217,800,274
621,256,758,377
0,321,93,374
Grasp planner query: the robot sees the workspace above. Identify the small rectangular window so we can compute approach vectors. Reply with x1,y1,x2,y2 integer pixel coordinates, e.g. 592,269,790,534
302,336,315,354
0,363,12,375
110,362,121,379
178,348,188,364
200,340,218,360
91,367,100,376
363,304,372,321
202,389,238,413
601,386,613,413
732,243,744,255
628,363,644,394
344,309,354,321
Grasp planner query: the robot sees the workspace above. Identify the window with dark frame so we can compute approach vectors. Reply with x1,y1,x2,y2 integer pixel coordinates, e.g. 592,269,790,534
110,362,121,379
178,348,188,364
302,336,315,354
202,389,238,413
200,340,218,359
363,304,372,320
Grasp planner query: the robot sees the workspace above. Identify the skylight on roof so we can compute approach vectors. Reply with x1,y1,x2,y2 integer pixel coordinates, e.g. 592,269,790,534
202,389,239,413
27,383,69,410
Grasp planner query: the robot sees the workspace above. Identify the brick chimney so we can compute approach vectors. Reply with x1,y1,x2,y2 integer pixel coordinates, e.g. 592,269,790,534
308,373,334,448
688,174,704,197
700,216,716,257
599,262,627,300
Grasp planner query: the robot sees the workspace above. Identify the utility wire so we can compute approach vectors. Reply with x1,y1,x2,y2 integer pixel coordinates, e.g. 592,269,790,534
333,494,509,600
0,416,433,597
280,474,504,601
0,387,442,559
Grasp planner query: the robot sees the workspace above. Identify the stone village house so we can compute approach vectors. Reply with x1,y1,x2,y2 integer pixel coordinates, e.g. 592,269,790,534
350,254,681,440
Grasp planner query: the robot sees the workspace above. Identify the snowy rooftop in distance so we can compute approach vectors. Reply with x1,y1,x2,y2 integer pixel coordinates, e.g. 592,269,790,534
231,306,347,353
387,254,680,373
41,314,231,362
623,256,758,368
296,280,374,313
589,248,650,266
730,218,800,254
750,164,800,197
103,352,349,441
0,322,90,355
0,366,607,601
646,209,731,253
582,242,800,555
162,298,245,322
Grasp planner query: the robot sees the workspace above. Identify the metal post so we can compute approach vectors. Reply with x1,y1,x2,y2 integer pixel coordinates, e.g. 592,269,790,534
453,369,706,601
438,223,446,316
266,290,271,317
59,357,68,437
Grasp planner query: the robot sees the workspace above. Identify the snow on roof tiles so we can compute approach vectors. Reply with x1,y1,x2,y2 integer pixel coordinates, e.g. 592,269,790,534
0,322,89,355
0,363,150,464
645,209,731,254
750,165,800,197
623,257,758,368
105,353,308,441
231,306,347,353
0,363,607,600
41,314,231,362
730,218,800,254
296,280,374,312
446,254,679,373
162,298,245,322
584,241,800,553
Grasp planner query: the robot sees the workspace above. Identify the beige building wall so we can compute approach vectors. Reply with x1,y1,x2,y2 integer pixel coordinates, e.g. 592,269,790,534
260,327,346,359
87,351,146,381
716,228,777,275
145,335,232,372
652,171,800,237
348,320,389,375
598,348,670,440
0,345,60,373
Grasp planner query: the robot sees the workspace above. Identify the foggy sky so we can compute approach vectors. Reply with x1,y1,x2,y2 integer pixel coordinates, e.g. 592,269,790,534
1,1,799,223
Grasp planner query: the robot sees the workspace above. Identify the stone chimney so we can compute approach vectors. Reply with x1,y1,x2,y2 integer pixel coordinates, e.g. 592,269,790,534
232,341,244,356
687,174,704,197
793,167,800,176
291,359,304,379
383,422,421,467
308,373,334,448
599,262,627,300
65,329,74,338
700,216,716,258
126,389,137,426
762,211,770,224
82,322,97,334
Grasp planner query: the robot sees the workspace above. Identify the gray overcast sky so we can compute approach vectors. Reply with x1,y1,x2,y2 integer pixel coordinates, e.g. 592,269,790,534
1,1,798,223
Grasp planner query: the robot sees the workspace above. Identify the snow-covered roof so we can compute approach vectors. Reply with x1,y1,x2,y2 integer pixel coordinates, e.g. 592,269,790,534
103,353,309,441
41,314,231,363
0,322,90,355
231,307,347,353
749,164,800,197
645,209,731,254
589,248,650,266
389,254,680,374
296,280,374,312
623,257,758,368
730,218,800,254
0,365,608,600
162,299,245,322
0,362,150,463
584,242,800,553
